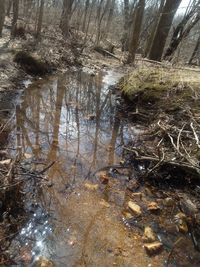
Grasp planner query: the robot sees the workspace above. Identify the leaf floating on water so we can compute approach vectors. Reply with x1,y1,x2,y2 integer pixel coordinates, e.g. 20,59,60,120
24,153,32,159
174,212,188,234
20,247,32,265
99,199,110,208
99,174,109,184
142,226,156,243
147,202,160,212
144,242,163,255
128,201,142,216
35,256,54,267
0,159,11,166
84,182,99,190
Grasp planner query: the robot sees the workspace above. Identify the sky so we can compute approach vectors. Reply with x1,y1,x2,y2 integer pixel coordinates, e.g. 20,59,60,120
178,0,192,13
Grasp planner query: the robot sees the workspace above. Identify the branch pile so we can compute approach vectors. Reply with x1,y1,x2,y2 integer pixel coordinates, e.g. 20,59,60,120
121,65,200,180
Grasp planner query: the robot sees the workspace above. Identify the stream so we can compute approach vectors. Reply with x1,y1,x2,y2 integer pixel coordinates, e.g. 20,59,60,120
2,69,200,267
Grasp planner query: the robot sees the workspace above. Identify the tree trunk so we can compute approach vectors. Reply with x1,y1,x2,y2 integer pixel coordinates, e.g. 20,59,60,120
144,0,165,57
122,0,129,51
148,0,182,61
36,0,44,39
82,0,90,32
127,0,145,63
164,10,200,60
95,0,105,45
0,0,5,37
6,0,12,17
11,0,19,37
60,0,74,38
189,34,200,65
105,0,115,37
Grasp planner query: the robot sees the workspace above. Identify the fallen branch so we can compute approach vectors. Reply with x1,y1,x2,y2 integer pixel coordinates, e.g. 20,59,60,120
94,46,120,61
134,155,200,176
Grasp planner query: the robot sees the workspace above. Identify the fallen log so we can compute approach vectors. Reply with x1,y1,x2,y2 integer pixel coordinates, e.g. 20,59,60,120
94,46,120,61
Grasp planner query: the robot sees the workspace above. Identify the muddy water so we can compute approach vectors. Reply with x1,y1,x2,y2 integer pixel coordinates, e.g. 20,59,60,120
7,70,173,266
10,69,157,267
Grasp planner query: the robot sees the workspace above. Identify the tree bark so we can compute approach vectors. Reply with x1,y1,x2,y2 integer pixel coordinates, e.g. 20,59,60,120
6,0,12,17
95,0,105,45
11,0,19,37
0,0,5,37
189,34,200,65
122,0,129,51
164,9,200,60
127,0,145,63
144,0,165,57
148,0,182,61
36,0,44,39
105,0,115,37
82,0,90,32
60,0,74,37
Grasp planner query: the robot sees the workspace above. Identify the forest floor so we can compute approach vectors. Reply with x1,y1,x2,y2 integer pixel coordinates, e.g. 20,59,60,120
0,21,200,267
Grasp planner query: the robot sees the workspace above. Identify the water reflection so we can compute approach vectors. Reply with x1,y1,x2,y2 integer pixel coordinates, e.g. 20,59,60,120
14,70,128,183
12,69,132,265
11,207,52,266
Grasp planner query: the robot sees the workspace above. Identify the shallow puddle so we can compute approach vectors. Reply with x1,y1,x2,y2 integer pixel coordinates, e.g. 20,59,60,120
8,69,156,267
5,69,200,267
15,70,128,179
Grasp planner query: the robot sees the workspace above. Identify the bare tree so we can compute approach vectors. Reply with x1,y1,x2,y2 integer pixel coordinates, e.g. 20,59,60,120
6,0,12,17
36,0,45,39
82,0,90,32
122,0,130,51
164,1,200,60
105,0,115,38
60,0,75,37
189,33,200,64
11,0,19,37
144,0,165,57
148,0,182,61
0,0,5,37
95,0,111,45
127,0,145,63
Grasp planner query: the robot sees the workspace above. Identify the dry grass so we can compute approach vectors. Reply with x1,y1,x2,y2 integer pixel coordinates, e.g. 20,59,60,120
121,66,200,97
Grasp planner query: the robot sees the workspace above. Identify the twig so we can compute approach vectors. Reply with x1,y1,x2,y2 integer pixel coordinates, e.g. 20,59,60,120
134,155,200,176
190,122,200,148
39,161,56,174
166,237,183,266
144,148,165,177
123,146,139,156
177,124,186,153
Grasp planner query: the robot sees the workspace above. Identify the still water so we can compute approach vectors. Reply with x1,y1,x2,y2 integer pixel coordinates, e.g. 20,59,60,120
6,69,199,267
9,69,151,267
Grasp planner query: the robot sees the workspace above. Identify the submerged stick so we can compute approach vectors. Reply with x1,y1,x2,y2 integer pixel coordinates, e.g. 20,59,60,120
39,161,55,174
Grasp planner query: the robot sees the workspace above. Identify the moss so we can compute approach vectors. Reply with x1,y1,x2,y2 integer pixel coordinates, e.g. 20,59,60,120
121,66,200,97
14,51,51,76
120,66,200,123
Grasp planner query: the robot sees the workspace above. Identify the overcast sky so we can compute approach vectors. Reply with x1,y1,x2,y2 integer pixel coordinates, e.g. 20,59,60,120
178,0,191,13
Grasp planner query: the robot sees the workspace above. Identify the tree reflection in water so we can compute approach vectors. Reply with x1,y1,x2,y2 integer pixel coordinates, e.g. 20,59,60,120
11,70,132,265
15,70,128,184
